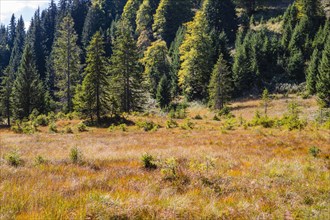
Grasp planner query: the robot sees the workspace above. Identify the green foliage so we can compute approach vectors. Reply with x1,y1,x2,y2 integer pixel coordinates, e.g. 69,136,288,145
309,146,321,158
193,114,203,120
316,36,330,107
221,117,236,131
156,75,171,109
161,157,178,180
165,118,178,129
77,122,88,132
280,102,307,130
249,111,276,128
70,147,82,164
35,114,49,126
168,103,187,119
9,17,25,72
5,150,22,167
262,88,271,115
65,126,74,134
180,119,194,130
48,122,58,133
141,153,157,169
121,0,142,31
306,49,320,94
136,120,159,131
34,155,47,166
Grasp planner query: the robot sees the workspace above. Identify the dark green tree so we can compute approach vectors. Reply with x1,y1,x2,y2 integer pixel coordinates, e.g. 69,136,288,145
9,16,25,72
0,67,15,125
316,36,330,107
208,54,232,110
156,75,171,109
11,44,45,119
306,49,320,94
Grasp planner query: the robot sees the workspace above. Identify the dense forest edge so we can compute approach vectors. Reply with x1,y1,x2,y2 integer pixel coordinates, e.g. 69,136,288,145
0,0,329,128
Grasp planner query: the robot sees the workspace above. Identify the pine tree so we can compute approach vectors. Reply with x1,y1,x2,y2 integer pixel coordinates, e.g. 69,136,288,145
52,15,81,113
178,7,214,101
0,67,15,125
306,49,320,94
77,32,110,123
11,44,45,119
9,16,25,72
208,54,232,110
156,75,171,109
141,40,171,98
110,22,145,112
41,0,58,56
8,14,16,50
286,47,304,82
316,36,330,107
153,0,193,45
262,88,270,116
121,0,143,32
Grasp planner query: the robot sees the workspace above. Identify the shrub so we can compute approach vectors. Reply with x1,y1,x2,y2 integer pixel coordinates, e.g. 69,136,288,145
180,119,194,130
249,111,275,128
161,157,179,180
167,103,188,119
219,105,231,116
5,150,22,167
221,118,236,131
165,119,178,129
56,112,66,120
70,147,82,164
119,124,127,132
48,123,58,133
34,155,47,166
213,115,220,121
35,114,49,126
141,153,157,169
193,114,203,120
280,102,307,130
77,122,88,132
309,146,321,158
137,120,158,131
11,122,23,134
21,121,37,134
65,126,74,134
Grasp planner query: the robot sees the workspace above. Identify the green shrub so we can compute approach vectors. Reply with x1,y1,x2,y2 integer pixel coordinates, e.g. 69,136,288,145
219,105,231,116
280,102,307,130
77,122,88,132
34,155,47,166
249,111,275,128
21,121,37,134
65,126,74,134
5,150,22,167
213,115,220,121
221,118,236,131
70,147,82,164
193,114,203,120
180,119,194,130
309,146,321,158
35,114,49,126
11,122,23,134
165,119,178,129
119,124,128,132
161,157,179,180
48,123,58,133
137,120,159,131
56,112,66,120
168,103,188,119
141,153,157,169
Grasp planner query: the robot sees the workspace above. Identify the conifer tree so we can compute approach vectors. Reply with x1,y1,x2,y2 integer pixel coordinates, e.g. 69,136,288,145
121,0,143,32
0,67,15,125
141,40,171,98
8,14,16,51
316,36,330,107
52,15,81,112
77,32,110,123
41,0,58,56
9,16,25,72
156,75,171,109
110,22,145,112
262,88,270,116
178,7,213,101
11,44,44,119
306,49,320,94
286,47,304,82
208,54,232,110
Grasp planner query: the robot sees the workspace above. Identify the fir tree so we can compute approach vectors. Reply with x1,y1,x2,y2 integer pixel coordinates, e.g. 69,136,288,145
8,14,16,50
208,54,232,110
11,44,45,119
121,0,143,32
156,75,171,109
9,16,25,72
306,49,320,94
77,32,110,123
110,22,145,112
52,15,81,112
0,67,15,125
316,36,330,107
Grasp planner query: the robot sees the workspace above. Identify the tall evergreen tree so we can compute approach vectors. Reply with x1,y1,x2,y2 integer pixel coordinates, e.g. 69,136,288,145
0,67,15,125
76,32,110,123
11,44,45,119
8,14,16,50
316,36,330,107
52,15,81,112
110,22,145,112
41,0,58,56
156,75,171,109
9,16,25,72
306,49,320,94
82,4,105,47
208,54,232,110
121,0,143,32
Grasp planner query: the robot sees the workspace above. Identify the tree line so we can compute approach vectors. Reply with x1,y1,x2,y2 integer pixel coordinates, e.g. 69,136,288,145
0,0,329,125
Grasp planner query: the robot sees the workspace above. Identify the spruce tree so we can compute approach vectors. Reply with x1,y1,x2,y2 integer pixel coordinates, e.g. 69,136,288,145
316,36,330,107
110,22,145,112
9,16,25,72
52,15,81,113
8,14,16,51
140,40,171,98
286,47,304,82
11,44,44,119
0,67,15,125
156,75,171,109
77,32,110,123
208,54,232,110
306,49,320,94
121,0,143,32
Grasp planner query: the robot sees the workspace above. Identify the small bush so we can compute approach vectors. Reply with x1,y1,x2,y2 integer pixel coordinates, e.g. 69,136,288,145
11,122,23,134
137,120,159,132
119,124,127,132
35,114,49,126
249,111,275,128
280,102,307,130
56,112,66,120
165,119,178,129
180,119,194,130
161,157,179,180
34,155,47,166
21,121,37,134
219,105,231,116
309,146,321,158
65,126,74,134
49,123,58,133
221,118,236,131
193,114,203,120
167,103,188,119
77,122,88,132
141,153,157,169
5,150,22,167
213,115,220,121
70,147,82,164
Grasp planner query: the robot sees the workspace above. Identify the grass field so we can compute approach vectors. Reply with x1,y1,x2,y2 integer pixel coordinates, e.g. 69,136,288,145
0,95,329,219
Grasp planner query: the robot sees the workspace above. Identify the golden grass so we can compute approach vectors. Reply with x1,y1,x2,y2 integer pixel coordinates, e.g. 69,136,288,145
0,96,329,219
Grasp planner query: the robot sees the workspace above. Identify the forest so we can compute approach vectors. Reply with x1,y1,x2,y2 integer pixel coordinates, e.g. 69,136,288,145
0,0,329,125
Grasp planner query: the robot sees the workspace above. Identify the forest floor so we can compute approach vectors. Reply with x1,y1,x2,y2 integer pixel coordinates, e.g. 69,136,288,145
0,95,329,219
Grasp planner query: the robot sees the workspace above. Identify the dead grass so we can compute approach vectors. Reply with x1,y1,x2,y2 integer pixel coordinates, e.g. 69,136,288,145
0,96,329,219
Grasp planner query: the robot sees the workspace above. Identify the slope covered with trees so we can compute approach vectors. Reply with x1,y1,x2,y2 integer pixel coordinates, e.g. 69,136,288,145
0,0,329,125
